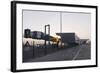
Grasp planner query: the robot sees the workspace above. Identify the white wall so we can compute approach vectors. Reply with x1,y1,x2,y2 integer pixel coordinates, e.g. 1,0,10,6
0,0,99,73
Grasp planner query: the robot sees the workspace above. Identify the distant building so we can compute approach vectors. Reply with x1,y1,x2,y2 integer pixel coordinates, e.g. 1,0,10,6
86,39,91,44
56,33,80,45
79,39,89,44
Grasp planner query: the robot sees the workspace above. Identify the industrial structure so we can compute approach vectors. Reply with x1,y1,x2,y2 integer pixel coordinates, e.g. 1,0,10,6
23,27,61,49
23,27,82,49
56,33,80,45
23,25,83,62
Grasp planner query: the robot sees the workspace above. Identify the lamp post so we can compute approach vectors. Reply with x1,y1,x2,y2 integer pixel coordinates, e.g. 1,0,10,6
60,12,63,47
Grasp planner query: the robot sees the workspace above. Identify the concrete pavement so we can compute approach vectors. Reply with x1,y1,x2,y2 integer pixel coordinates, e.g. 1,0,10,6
24,44,91,62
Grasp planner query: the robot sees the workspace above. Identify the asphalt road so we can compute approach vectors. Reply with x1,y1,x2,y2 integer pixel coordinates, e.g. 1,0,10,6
23,44,91,62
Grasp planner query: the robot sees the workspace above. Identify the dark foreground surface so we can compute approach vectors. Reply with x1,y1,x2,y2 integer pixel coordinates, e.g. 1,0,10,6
23,44,91,62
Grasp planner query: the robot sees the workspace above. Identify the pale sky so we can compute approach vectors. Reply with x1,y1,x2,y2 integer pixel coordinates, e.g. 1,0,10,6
23,10,91,39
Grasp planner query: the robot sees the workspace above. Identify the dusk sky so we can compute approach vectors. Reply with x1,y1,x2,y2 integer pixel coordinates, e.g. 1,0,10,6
23,10,91,39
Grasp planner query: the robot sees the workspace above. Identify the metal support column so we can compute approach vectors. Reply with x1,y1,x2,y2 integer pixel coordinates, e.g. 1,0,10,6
44,24,50,54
